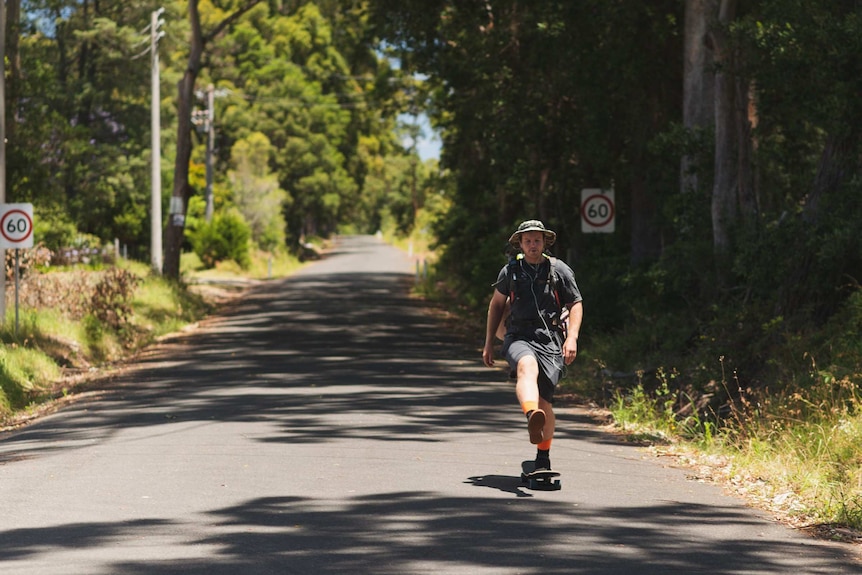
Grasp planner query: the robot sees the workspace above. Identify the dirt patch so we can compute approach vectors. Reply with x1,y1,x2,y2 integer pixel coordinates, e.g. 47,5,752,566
187,280,255,306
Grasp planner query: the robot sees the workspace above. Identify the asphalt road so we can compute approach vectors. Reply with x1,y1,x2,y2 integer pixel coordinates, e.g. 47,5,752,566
1,235,860,574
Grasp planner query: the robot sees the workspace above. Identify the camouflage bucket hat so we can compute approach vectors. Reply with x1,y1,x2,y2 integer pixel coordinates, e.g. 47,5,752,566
508,219,556,247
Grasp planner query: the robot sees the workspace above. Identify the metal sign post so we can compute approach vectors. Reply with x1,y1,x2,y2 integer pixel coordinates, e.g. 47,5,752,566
14,247,18,335
0,203,34,336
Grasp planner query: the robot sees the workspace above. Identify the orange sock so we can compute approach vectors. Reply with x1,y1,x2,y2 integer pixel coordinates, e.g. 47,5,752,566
521,400,539,415
537,439,552,450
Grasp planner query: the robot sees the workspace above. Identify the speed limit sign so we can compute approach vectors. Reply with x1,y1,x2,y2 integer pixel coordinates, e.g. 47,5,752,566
580,189,615,233
0,203,35,248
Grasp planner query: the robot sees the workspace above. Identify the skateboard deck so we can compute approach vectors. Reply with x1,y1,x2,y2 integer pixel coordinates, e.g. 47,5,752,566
521,461,561,490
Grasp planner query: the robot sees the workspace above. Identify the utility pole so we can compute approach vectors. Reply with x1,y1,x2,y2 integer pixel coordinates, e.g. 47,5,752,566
0,0,7,324
150,8,165,274
205,83,215,222
193,84,226,223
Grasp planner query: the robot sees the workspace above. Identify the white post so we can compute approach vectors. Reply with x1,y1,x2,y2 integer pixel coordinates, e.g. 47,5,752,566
150,8,164,274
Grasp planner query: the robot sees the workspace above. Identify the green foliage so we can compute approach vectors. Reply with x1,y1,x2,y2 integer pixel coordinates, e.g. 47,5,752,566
12,1,155,259
0,346,61,416
610,369,698,444
228,132,291,250
34,210,79,253
189,210,252,269
374,0,683,309
206,1,406,248
607,358,862,529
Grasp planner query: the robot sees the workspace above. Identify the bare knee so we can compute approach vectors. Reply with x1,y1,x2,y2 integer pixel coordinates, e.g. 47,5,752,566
517,357,539,380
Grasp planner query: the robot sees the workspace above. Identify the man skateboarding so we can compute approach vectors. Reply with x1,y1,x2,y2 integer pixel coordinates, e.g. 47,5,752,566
482,220,583,475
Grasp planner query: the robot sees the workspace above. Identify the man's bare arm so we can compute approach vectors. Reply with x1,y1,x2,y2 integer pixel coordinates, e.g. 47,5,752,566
562,301,583,365
483,290,508,367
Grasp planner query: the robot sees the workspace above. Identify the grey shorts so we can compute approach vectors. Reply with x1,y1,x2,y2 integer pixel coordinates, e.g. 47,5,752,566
503,338,560,404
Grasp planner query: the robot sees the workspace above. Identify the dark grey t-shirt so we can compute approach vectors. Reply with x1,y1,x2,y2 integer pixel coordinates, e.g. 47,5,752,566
494,256,582,327
494,256,582,386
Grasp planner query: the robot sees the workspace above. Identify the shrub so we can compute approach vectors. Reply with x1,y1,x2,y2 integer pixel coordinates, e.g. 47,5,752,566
88,268,140,333
189,210,251,269
34,211,78,252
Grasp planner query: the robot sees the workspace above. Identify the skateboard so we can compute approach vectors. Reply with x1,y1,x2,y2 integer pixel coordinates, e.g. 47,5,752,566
521,461,561,490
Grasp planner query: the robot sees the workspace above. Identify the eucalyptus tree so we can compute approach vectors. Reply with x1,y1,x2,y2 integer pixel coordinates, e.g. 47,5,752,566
163,0,262,280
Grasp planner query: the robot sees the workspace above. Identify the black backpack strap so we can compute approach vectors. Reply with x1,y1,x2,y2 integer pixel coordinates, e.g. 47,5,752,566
548,256,562,311
507,254,522,302
549,257,569,339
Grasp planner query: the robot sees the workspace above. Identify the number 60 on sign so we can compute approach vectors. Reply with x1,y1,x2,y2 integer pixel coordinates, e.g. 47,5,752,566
580,189,615,233
0,203,35,249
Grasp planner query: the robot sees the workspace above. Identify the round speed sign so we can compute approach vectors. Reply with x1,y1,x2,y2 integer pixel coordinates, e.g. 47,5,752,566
580,189,615,233
582,194,614,227
0,204,35,248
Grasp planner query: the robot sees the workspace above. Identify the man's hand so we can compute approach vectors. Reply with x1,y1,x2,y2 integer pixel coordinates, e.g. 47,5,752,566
483,290,508,367
563,301,582,365
482,343,495,367
562,337,578,365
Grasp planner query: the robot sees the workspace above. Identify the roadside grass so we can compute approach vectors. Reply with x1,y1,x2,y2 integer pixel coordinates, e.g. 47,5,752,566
181,248,304,280
0,265,206,421
131,271,207,336
557,288,862,536
596,364,862,533
0,345,62,416
0,249,302,426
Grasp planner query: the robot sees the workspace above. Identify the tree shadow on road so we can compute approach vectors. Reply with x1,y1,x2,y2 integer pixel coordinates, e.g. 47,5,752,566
0,267,631,457
1,493,857,574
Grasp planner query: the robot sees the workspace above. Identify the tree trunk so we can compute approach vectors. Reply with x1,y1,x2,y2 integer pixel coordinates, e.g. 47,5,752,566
162,0,205,280
804,132,855,225
681,0,716,194
709,0,738,257
630,170,660,264
5,0,21,132
163,0,263,279
777,131,858,317
735,77,756,223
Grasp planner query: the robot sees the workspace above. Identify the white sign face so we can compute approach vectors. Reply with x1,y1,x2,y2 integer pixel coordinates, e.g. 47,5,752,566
0,203,35,248
580,189,615,233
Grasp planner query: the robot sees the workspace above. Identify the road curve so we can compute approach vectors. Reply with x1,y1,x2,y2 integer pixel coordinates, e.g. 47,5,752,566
1,235,859,574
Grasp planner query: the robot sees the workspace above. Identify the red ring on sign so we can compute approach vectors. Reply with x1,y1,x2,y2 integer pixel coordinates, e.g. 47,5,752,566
0,209,34,243
581,194,615,227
